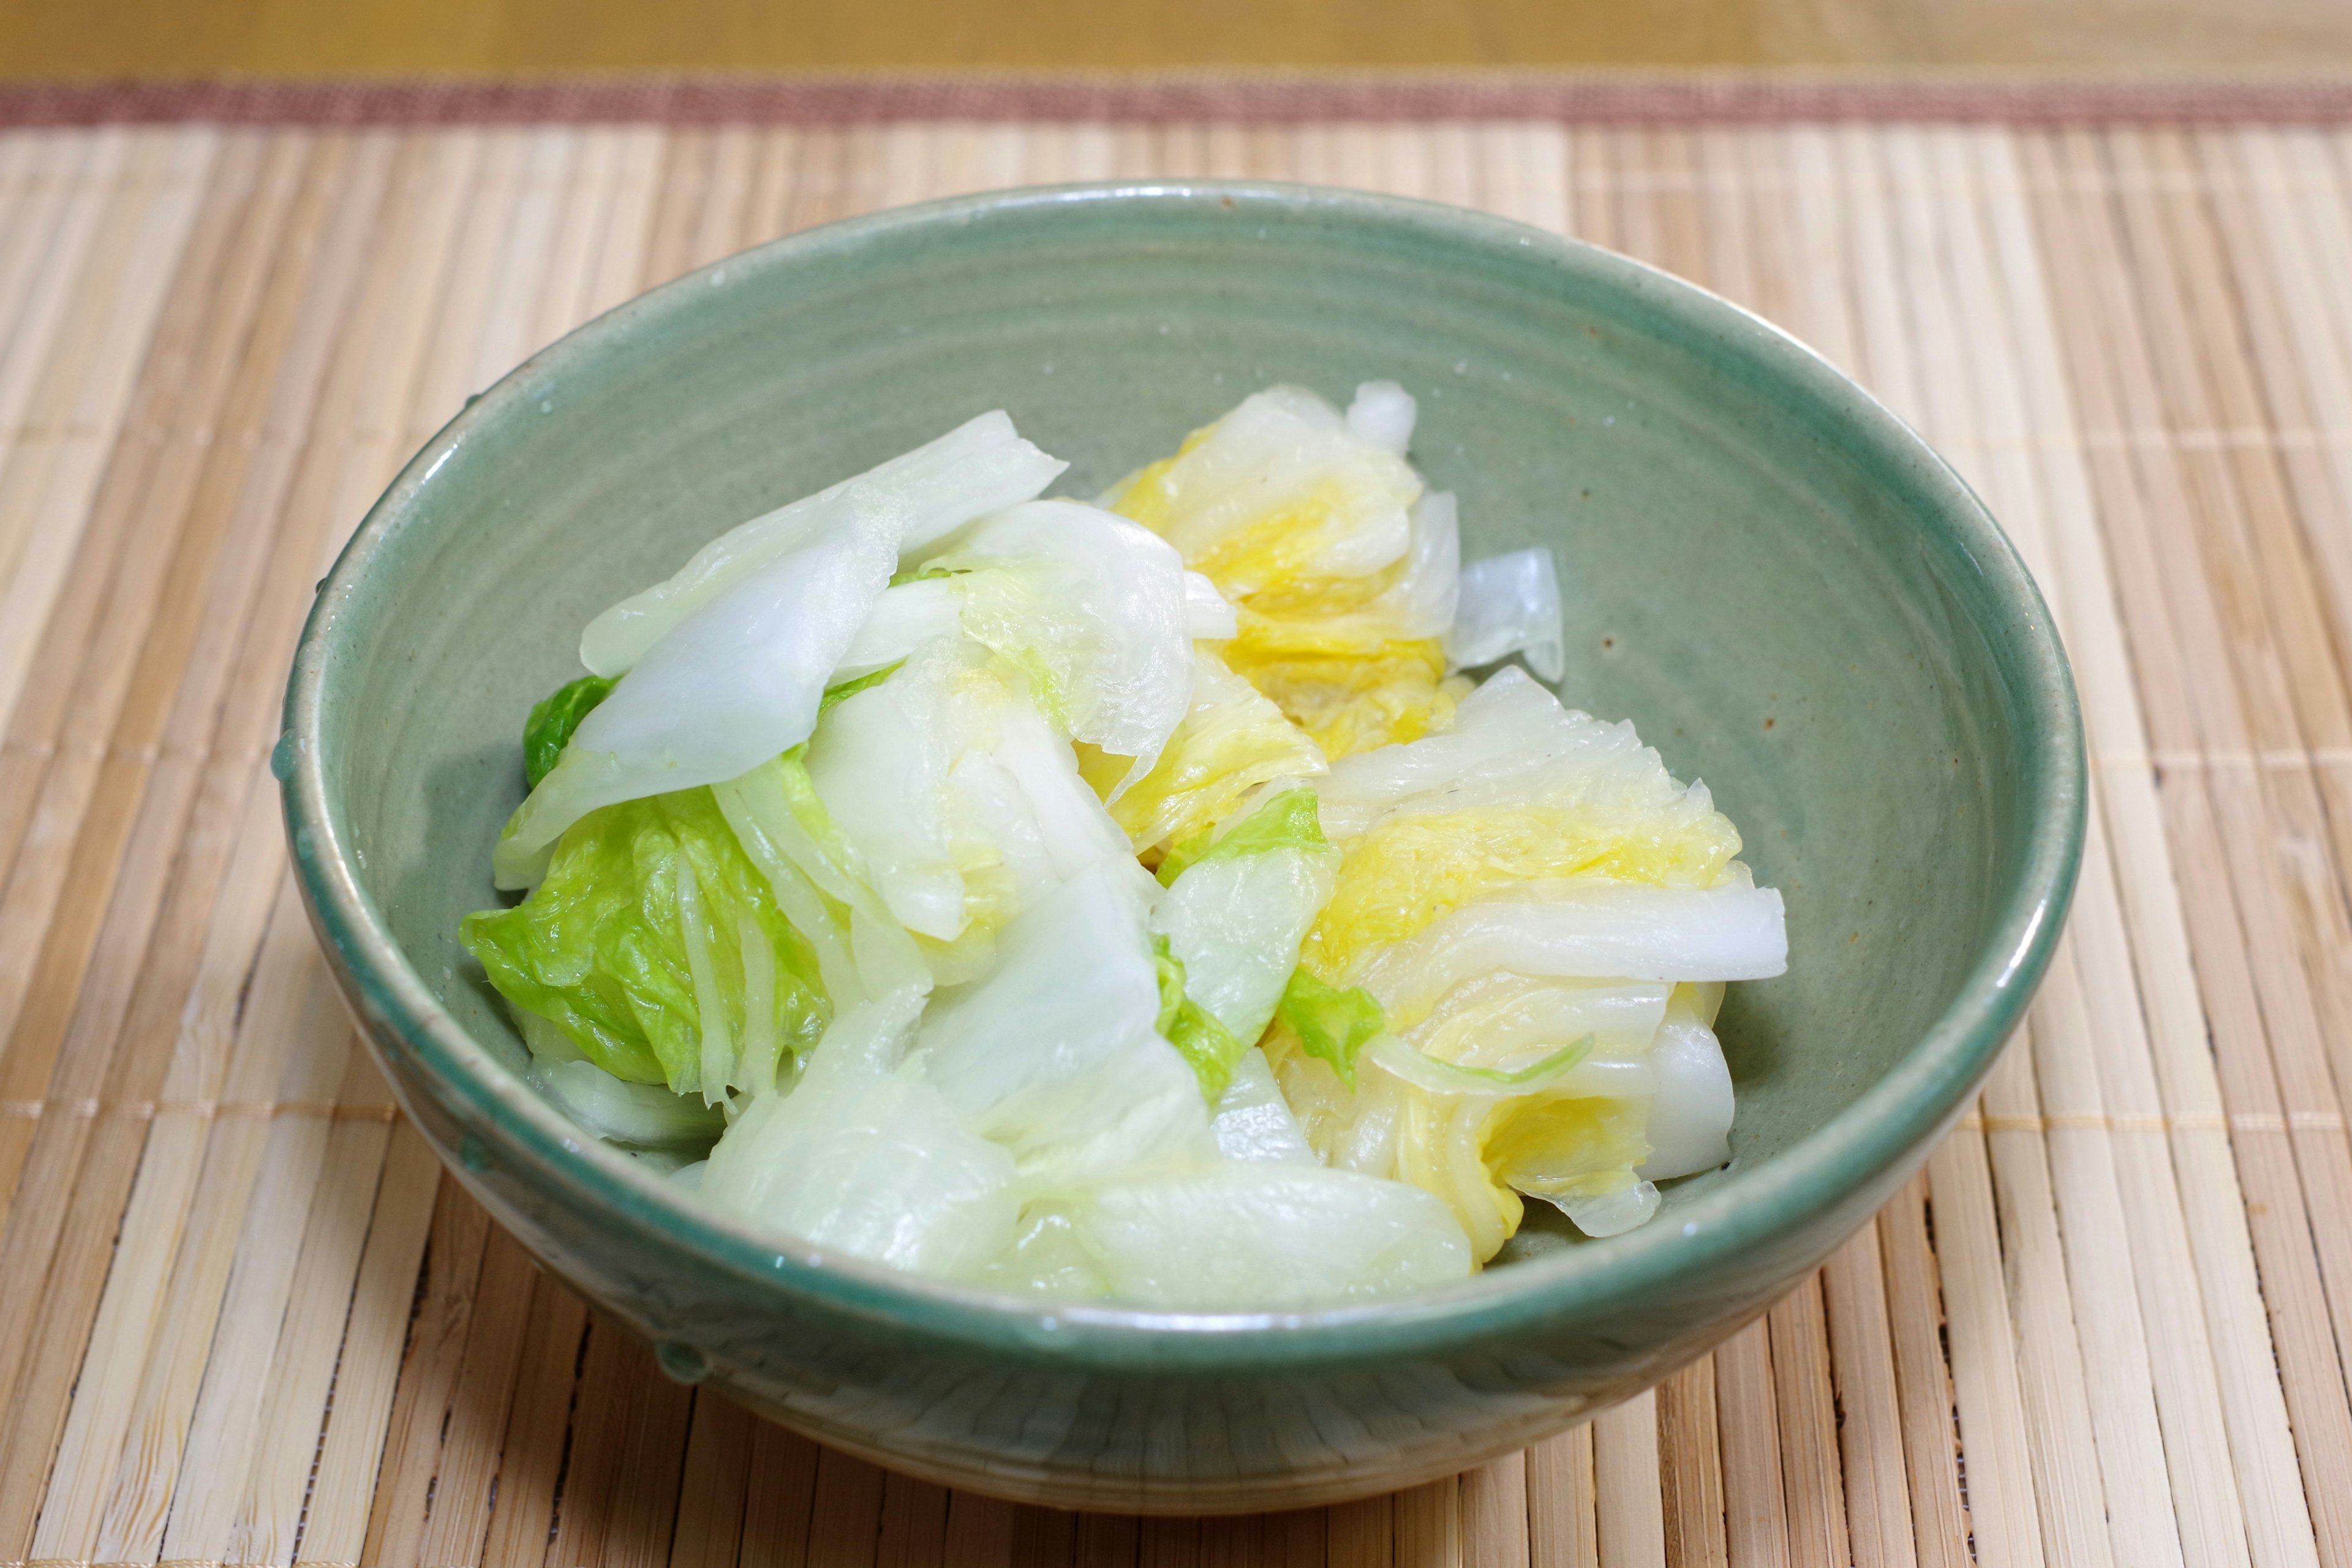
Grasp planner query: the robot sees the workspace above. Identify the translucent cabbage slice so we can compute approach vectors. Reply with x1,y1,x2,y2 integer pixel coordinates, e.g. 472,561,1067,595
1234,488,1458,650
952,693,1141,900
1638,984,1735,1181
580,411,1065,677
1274,660,1775,1257
832,577,962,680
1108,383,1464,758
1544,1183,1661,1238
1038,1161,1474,1308
1400,971,1671,1066
1447,546,1565,682
1210,1046,1320,1164
497,516,900,888
1357,880,1789,1021
924,500,1193,793
1150,789,1341,1046
801,636,1138,962
918,861,1214,1186
1110,384,1422,590
1360,1033,1594,1098
801,643,968,941
1103,647,1327,856
1183,571,1238,639
499,418,1070,888
1381,489,1461,640
1301,669,1753,984
1316,666,1705,840
1268,971,1678,1258
514,1012,729,1148
529,1058,728,1150
1212,487,1465,756
1153,779,1325,884
701,987,1020,1276
1273,969,1387,1087
1474,1089,1657,1255
1344,379,1417,455
711,754,932,1009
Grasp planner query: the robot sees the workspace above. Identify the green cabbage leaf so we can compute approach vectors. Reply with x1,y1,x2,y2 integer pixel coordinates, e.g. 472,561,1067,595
462,785,829,1101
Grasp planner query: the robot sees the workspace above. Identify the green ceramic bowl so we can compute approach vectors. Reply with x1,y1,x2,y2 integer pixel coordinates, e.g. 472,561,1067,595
281,182,2082,1513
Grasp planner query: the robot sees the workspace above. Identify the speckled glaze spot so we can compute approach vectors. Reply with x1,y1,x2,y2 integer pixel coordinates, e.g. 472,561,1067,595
655,1340,711,1384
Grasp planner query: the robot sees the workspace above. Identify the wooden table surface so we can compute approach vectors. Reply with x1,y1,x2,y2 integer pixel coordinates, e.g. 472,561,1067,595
0,78,2347,1568
3,0,2352,75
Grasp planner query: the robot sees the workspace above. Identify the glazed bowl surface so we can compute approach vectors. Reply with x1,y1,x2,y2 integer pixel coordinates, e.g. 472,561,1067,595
281,180,2082,1513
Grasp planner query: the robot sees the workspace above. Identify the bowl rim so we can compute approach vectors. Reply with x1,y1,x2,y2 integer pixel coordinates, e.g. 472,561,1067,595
282,178,2085,1369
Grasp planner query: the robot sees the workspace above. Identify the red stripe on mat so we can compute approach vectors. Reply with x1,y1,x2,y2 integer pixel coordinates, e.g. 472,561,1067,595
0,74,2350,126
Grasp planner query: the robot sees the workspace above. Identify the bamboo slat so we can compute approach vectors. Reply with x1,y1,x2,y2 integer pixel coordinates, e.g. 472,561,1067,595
0,99,2345,1568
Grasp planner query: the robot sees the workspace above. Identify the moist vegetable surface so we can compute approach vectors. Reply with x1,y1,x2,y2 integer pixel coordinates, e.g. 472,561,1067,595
461,382,1788,1310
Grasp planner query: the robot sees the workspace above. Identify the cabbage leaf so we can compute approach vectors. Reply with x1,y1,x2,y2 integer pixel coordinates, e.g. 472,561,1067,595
497,415,1066,889
1155,782,1329,886
1101,646,1326,857
924,499,1194,794
1150,786,1341,1052
1275,970,1386,1087
1447,546,1565,682
701,986,1020,1276
1150,934,1244,1102
579,410,1065,677
919,861,1213,1186
462,785,829,1099
524,676,614,789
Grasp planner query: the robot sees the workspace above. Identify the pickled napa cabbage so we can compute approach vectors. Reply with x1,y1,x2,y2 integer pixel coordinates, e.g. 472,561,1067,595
459,391,1785,1310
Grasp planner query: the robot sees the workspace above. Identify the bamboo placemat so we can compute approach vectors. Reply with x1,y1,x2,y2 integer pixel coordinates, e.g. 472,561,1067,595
0,81,2348,1568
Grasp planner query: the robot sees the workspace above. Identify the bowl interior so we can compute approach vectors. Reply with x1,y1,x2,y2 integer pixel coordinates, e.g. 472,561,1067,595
315,184,2056,1273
